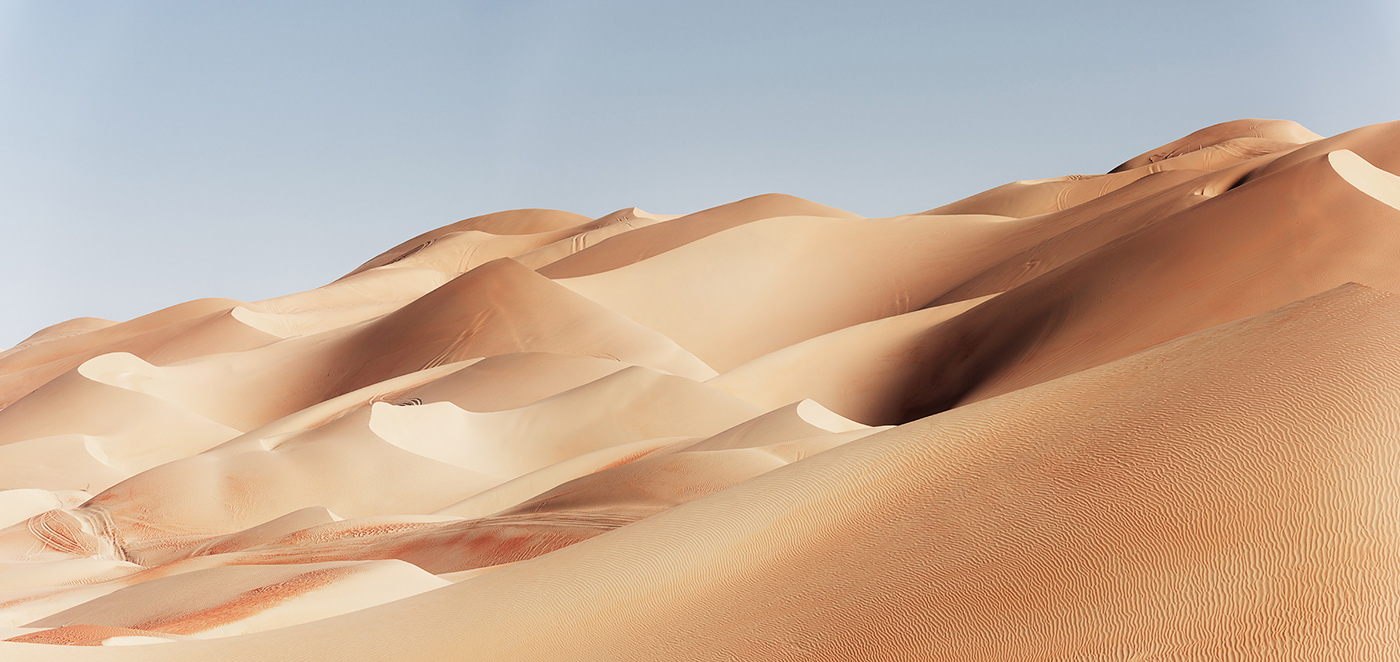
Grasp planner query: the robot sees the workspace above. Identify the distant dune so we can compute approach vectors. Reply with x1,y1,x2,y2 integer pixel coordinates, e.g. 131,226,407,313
3,119,1400,659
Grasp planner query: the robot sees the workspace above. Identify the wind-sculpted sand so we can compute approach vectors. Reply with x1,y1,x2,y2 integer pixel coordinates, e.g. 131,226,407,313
2,119,1399,659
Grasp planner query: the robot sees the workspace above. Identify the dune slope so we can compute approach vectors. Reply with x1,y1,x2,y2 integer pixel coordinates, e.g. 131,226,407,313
4,118,1400,659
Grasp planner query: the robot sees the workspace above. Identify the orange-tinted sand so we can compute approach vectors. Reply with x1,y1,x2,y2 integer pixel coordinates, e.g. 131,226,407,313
3,119,1400,659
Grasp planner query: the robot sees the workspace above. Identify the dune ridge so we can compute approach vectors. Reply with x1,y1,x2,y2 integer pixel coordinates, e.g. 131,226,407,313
2,118,1400,659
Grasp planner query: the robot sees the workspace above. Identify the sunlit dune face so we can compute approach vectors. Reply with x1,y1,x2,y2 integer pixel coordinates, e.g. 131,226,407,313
4,119,1400,660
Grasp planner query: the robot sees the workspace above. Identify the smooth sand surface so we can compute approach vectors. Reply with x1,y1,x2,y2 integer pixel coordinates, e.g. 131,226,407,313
5,118,1400,659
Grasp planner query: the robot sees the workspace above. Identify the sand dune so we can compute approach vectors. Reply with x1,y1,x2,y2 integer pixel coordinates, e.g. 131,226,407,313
28,560,449,638
340,208,593,278
537,193,860,279
1108,118,1321,171
556,212,1049,370
891,148,1400,418
707,296,993,424
0,300,279,410
4,118,1400,659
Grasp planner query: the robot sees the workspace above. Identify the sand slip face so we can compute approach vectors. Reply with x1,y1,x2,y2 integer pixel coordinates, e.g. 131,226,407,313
891,148,1400,416
4,118,1400,659
555,212,1043,371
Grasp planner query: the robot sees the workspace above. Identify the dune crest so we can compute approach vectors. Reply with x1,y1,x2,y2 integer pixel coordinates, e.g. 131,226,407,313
4,119,1400,659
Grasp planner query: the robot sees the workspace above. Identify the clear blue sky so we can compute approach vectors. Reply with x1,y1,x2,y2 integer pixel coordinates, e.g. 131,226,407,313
2,0,1397,348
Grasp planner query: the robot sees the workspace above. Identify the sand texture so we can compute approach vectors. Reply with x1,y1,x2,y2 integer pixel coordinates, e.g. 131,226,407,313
3,119,1400,659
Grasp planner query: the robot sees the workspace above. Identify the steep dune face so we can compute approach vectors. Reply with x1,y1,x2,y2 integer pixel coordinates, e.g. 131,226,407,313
889,148,1400,419
5,119,1400,659
929,165,1252,302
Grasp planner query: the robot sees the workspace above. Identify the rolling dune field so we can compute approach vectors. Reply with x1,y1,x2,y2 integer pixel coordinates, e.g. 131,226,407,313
3,119,1400,659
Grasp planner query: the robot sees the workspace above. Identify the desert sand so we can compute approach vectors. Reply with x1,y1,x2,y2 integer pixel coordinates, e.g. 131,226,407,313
2,118,1399,659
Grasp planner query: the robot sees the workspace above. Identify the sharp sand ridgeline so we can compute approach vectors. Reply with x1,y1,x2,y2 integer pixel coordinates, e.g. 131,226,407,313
4,119,1400,659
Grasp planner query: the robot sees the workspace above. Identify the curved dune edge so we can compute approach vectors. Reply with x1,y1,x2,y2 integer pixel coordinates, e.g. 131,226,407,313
3,118,1400,659
8,282,1400,659
1329,149,1400,209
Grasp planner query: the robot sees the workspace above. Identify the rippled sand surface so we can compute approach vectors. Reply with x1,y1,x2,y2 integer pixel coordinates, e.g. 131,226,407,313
4,119,1400,659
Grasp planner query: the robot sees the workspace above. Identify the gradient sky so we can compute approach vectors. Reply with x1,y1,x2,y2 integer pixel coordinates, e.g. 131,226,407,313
1,0,1397,348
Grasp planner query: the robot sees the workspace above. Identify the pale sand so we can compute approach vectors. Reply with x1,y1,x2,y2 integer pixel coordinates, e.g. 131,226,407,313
3,119,1400,659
